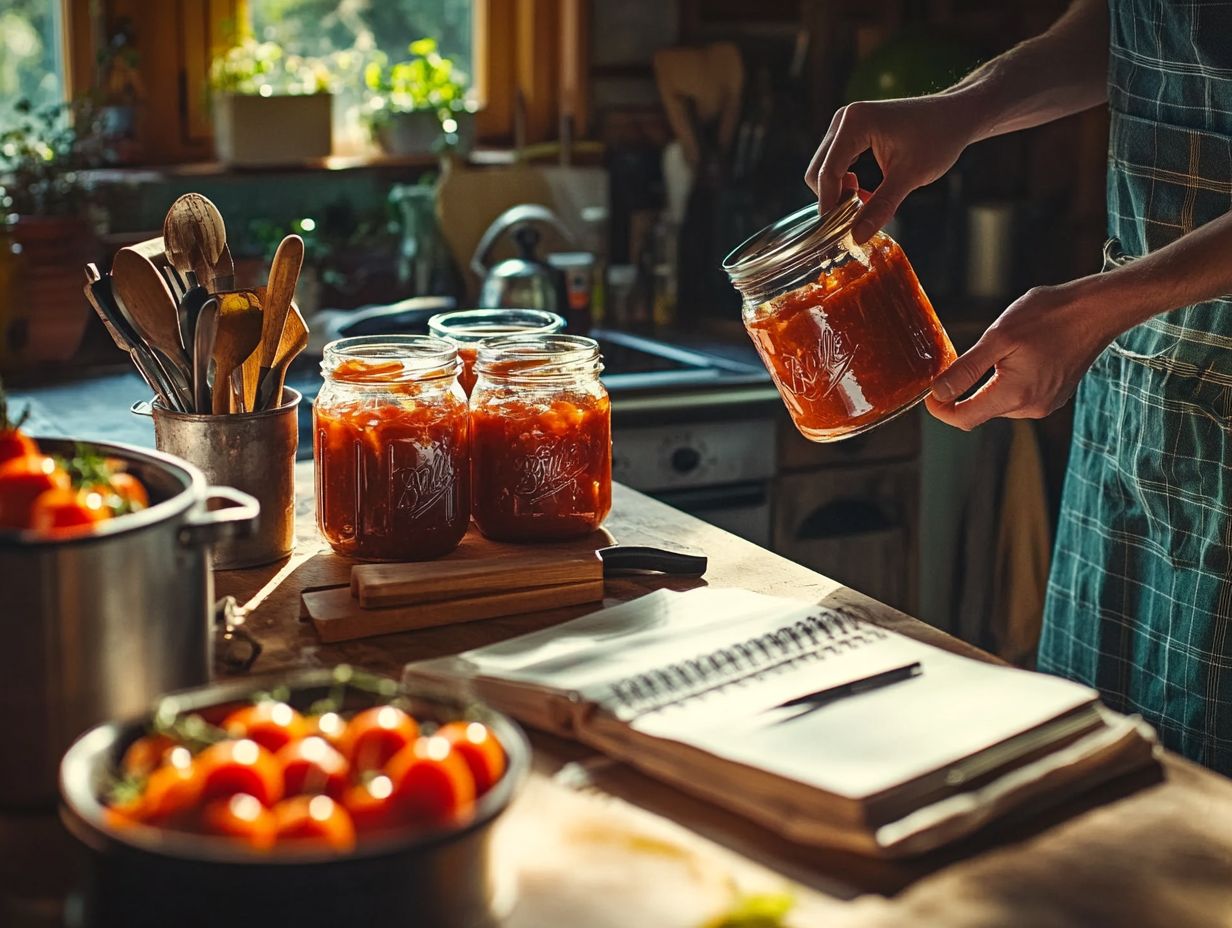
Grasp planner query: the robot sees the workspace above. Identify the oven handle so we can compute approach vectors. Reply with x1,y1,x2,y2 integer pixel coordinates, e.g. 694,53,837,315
652,481,770,512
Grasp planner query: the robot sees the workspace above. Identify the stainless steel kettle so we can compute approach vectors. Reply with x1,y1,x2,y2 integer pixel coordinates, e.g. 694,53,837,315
471,204,575,311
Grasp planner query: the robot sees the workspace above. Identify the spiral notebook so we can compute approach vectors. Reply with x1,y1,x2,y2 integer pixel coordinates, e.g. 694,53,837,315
402,588,1158,856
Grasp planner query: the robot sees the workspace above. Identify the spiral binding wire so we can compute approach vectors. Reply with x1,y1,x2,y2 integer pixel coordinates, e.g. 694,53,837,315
607,607,887,717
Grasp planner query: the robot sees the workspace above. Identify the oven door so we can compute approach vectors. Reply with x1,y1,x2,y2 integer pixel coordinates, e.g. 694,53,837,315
651,481,772,548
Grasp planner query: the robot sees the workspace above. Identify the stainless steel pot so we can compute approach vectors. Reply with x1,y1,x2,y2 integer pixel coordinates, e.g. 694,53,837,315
0,437,259,810
59,669,530,928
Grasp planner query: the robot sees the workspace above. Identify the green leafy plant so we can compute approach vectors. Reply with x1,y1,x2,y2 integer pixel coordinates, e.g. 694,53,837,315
0,98,102,217
362,37,470,125
208,38,333,96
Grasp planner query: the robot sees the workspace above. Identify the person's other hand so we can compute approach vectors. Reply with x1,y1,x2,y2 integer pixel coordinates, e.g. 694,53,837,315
925,282,1117,431
805,96,976,242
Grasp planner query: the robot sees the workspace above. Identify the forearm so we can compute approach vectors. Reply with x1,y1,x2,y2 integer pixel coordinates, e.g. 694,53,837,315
942,0,1109,141
1065,212,1232,339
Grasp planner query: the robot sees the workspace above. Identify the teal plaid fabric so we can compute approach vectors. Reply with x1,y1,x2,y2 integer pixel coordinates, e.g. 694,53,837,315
1038,0,1232,773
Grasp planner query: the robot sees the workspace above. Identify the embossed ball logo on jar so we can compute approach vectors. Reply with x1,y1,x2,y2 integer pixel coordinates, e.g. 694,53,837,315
393,443,458,519
782,315,854,400
514,439,589,504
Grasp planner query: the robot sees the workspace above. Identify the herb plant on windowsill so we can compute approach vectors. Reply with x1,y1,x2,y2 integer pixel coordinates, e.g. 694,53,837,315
363,38,476,157
208,39,335,166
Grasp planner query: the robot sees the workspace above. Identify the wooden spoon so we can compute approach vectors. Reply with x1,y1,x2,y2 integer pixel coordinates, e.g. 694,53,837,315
211,290,264,415
255,235,304,401
111,247,194,405
163,193,227,290
258,302,309,411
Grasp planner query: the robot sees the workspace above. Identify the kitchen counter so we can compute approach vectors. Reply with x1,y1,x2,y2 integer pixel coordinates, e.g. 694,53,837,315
213,462,1232,928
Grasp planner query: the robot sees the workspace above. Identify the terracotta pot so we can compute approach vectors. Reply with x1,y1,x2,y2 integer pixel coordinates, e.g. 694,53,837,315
4,216,96,365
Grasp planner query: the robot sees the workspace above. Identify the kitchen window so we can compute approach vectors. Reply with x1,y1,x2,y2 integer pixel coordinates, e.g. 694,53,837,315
0,0,65,129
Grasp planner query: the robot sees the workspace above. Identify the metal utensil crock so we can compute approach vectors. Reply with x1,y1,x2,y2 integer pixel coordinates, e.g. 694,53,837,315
146,387,300,569
0,437,258,809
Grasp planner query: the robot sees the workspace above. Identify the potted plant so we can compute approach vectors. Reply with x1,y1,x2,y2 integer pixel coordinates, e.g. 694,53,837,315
0,99,101,367
363,38,474,157
208,39,334,166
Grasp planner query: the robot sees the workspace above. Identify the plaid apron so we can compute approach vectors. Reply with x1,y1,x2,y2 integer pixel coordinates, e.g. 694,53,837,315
1038,0,1232,773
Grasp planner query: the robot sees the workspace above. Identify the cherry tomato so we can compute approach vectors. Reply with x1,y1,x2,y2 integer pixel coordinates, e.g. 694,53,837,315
0,455,69,529
29,487,110,532
130,748,202,826
438,722,506,795
0,429,36,467
273,795,356,851
102,471,148,512
120,734,177,779
341,774,401,834
276,736,348,799
387,735,475,822
223,702,311,753
344,706,419,774
197,739,283,807
308,711,349,751
200,793,277,850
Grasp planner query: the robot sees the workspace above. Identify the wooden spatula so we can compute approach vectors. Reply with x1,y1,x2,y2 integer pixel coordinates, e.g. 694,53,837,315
255,234,304,401
211,290,263,415
163,193,226,290
257,302,309,410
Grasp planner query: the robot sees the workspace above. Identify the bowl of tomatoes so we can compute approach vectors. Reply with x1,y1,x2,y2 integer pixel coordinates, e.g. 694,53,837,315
59,666,529,928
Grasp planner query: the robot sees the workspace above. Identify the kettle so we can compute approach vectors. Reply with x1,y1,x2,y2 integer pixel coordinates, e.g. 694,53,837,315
471,204,575,311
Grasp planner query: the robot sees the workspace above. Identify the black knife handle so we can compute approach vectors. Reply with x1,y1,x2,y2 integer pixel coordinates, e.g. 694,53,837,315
597,545,708,577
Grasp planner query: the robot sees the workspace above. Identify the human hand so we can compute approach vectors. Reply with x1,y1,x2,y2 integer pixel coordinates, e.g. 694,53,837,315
805,95,978,242
925,282,1119,431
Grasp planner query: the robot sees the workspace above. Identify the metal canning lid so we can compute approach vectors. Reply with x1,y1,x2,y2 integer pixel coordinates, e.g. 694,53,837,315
722,192,862,286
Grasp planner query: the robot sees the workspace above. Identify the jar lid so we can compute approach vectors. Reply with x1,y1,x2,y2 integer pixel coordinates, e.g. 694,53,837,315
722,192,862,287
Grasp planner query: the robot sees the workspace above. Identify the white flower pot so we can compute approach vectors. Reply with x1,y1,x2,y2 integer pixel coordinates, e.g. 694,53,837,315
375,109,442,156
212,93,333,166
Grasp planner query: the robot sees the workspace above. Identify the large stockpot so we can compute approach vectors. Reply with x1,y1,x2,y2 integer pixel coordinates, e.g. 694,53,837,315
0,437,258,810
59,669,530,928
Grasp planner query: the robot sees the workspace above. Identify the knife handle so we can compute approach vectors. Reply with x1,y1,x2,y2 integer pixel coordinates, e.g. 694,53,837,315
597,545,708,577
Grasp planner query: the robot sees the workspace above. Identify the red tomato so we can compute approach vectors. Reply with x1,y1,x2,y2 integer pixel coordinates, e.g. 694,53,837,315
0,429,36,467
387,736,475,822
200,793,277,851
197,739,283,807
29,487,110,532
120,734,177,779
129,748,202,826
104,470,148,511
223,702,311,753
276,736,349,799
273,795,356,851
341,774,401,834
344,706,419,774
438,722,506,795
308,712,349,751
0,455,69,530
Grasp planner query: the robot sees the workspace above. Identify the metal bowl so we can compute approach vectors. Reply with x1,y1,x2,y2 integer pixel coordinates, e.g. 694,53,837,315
59,669,530,928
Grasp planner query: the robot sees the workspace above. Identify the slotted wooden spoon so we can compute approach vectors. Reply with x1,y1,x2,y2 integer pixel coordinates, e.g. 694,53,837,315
163,193,227,290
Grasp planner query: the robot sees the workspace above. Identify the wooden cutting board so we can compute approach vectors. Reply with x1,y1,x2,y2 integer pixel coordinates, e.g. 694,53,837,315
303,526,615,644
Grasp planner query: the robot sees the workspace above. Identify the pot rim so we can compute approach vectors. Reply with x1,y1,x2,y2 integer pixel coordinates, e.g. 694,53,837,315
59,668,531,866
0,436,206,548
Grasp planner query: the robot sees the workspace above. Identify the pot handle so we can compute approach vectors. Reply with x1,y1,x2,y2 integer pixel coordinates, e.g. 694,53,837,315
214,596,262,673
179,486,260,548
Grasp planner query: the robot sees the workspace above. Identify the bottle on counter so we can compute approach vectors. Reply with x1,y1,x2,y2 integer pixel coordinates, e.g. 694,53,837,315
469,334,611,542
314,335,470,560
723,192,956,443
428,308,565,396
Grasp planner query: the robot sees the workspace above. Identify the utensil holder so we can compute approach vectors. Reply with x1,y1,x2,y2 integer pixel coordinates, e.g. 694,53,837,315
140,388,301,569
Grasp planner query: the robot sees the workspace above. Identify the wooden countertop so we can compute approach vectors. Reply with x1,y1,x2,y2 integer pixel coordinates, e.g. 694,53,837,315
215,464,1232,928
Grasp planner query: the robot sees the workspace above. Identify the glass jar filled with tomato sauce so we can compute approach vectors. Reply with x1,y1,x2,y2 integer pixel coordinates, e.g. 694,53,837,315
428,309,565,396
314,336,469,560
724,193,957,442
470,334,611,542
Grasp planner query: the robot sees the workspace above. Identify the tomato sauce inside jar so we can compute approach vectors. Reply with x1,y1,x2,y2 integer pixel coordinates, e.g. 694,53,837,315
469,336,611,542
428,309,565,397
314,336,469,560
727,196,956,442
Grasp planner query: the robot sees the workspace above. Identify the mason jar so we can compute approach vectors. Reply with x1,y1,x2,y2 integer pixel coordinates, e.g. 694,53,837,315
723,193,957,442
428,308,566,396
469,334,611,542
314,335,469,560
